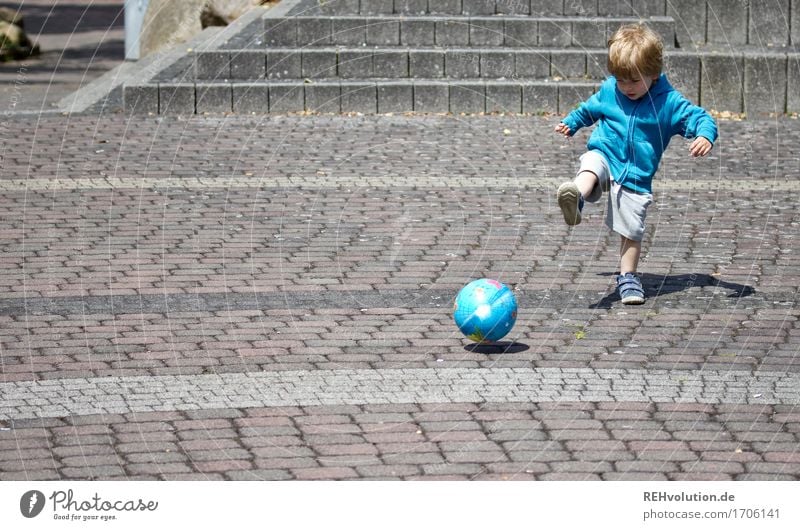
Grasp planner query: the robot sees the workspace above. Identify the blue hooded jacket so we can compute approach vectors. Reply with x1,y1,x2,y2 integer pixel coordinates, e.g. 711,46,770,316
561,74,718,194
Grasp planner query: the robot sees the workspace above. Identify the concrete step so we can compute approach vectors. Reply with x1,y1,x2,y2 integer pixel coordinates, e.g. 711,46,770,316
195,47,612,81
262,15,677,48
124,78,600,115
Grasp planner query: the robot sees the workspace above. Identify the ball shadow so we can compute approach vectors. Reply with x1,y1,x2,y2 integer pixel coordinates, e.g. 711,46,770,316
464,341,530,354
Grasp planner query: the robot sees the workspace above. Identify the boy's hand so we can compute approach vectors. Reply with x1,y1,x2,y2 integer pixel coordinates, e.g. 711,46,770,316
554,122,571,137
689,137,713,157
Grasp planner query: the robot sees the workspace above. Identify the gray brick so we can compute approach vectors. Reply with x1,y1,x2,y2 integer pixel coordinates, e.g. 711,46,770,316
232,84,269,113
749,0,790,46
635,0,666,16
361,0,394,14
496,0,530,15
789,54,800,113
373,50,408,77
668,0,706,46
410,50,445,78
266,51,301,79
196,84,232,113
450,82,485,113
701,55,744,112
481,51,515,78
559,83,596,113
744,53,787,117
565,0,596,15
436,20,470,45
446,50,480,78
230,51,264,80
531,0,564,15
504,19,537,47
598,0,632,15
317,0,360,15
647,17,677,47
486,83,521,113
367,18,400,45
195,52,229,80
793,0,800,46
550,51,586,79
159,84,194,115
302,50,338,78
429,0,463,14
305,84,341,113
377,82,413,113
665,52,700,104
462,0,494,15
124,84,158,114
413,82,449,112
470,18,504,46
395,0,428,13
264,18,297,46
401,19,435,45
572,20,607,48
341,83,377,113
332,18,367,45
539,19,572,47
268,83,304,112
706,0,747,44
586,51,607,79
338,50,373,78
297,18,332,45
515,50,549,78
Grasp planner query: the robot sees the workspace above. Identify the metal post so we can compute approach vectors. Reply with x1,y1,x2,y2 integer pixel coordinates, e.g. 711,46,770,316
124,0,149,60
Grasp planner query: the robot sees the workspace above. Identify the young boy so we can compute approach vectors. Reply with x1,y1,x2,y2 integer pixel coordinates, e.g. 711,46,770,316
554,23,717,304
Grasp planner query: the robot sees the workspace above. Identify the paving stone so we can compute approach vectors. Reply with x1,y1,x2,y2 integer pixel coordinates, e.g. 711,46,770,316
377,82,413,113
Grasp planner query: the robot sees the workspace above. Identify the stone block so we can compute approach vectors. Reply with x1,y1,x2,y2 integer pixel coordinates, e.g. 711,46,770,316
793,0,800,47
338,50,373,78
565,0,596,15
701,55,744,112
332,18,367,45
429,0,462,15
395,0,428,13
522,83,557,113
634,1,665,16
450,82,485,113
706,0,747,45
401,19,436,45
297,18,331,45
340,82,377,113
410,50,445,77
646,16,676,47
377,82,413,112
413,83,449,112
486,83,521,113
481,51,515,78
504,19,537,47
446,50,480,78
232,84,269,113
159,84,195,115
598,0,632,15
195,52,229,80
539,19,572,47
559,84,596,113
572,20,607,48
302,50,338,78
196,84,232,113
436,19,470,45
744,53,787,117
264,18,297,46
230,51,264,80
361,0,394,15
367,18,400,45
664,52,700,103
373,50,408,77
530,0,563,15
586,51,608,79
788,54,800,113
470,18,505,45
550,51,586,79
124,84,158,114
515,50,550,78
749,0,790,46
667,0,706,46
266,51,301,79
496,0,530,15
317,0,360,15
462,0,495,15
305,84,341,113
268,83,304,112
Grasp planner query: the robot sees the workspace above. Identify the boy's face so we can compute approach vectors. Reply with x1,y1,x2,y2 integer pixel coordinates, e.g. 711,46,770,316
616,75,658,100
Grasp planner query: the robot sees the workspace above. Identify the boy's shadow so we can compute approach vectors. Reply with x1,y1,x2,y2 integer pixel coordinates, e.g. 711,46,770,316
465,342,530,354
589,273,755,309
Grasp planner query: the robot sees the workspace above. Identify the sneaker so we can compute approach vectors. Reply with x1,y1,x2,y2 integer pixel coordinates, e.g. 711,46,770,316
557,182,584,226
616,273,645,305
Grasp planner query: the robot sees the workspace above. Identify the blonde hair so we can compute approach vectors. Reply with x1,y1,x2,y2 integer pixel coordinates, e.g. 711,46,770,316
607,23,664,80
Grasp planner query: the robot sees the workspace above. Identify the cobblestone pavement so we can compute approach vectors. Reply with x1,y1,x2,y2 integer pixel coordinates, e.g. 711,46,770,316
0,111,798,480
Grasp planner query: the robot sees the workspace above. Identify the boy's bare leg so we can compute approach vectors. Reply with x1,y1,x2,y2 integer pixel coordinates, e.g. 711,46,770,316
619,236,641,275
557,171,599,226
574,171,598,198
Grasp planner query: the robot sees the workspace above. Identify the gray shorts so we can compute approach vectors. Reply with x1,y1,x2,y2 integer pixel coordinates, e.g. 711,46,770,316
577,150,653,242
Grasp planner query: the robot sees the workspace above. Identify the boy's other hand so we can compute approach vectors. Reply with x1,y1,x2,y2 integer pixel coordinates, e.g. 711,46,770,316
689,137,713,157
554,122,571,137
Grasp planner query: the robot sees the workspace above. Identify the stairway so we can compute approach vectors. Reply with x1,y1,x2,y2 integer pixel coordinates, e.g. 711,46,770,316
123,0,800,116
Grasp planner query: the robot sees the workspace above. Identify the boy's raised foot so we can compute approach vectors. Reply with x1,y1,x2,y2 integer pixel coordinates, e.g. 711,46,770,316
557,182,584,226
